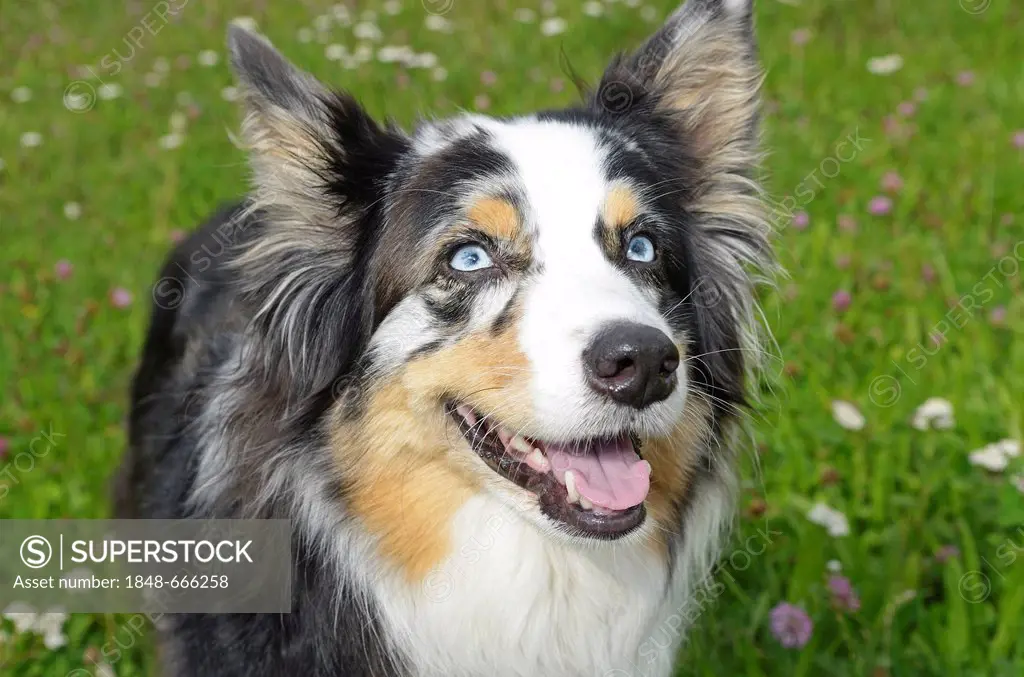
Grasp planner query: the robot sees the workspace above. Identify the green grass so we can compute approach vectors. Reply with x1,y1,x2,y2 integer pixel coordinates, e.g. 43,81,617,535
2,0,1023,675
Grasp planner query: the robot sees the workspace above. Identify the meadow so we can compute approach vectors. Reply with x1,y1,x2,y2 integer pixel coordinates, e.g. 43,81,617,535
1,0,1022,675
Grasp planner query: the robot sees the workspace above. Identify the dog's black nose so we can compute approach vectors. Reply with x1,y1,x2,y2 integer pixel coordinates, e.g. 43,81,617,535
583,322,679,409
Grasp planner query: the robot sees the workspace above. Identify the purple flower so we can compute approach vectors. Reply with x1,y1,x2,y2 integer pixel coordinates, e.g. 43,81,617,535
54,259,73,280
921,264,936,284
832,289,851,312
956,70,975,86
169,229,186,243
868,196,893,216
837,214,857,232
935,545,961,563
790,28,811,46
473,94,491,111
110,287,133,309
881,171,903,193
989,306,1007,326
827,575,861,612
792,211,810,230
1012,130,1024,150
769,603,813,649
480,70,497,86
914,87,929,102
897,101,916,117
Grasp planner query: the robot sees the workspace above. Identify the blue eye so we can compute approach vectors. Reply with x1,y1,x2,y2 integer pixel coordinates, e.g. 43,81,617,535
449,243,494,272
626,235,656,263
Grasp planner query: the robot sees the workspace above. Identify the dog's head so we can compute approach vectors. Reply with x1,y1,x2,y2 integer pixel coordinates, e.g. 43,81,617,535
227,0,771,568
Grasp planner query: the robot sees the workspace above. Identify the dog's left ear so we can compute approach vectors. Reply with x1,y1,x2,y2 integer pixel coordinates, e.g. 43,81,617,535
595,0,760,164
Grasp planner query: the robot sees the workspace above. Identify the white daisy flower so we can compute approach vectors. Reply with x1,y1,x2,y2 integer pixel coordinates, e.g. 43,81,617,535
11,86,32,103
541,0,557,14
220,86,239,102
513,8,536,23
297,27,313,43
63,202,82,220
1012,475,1024,494
624,0,642,7
540,17,567,36
425,15,453,32
640,5,658,21
807,502,851,538
197,49,219,67
583,1,604,17
384,0,402,15
2,602,38,634
153,57,170,74
159,133,184,150
144,72,162,87
409,52,438,69
377,45,413,63
98,83,122,100
231,16,258,31
325,44,347,61
867,54,903,75
332,5,352,23
911,397,955,431
354,44,373,62
831,400,866,431
170,111,187,131
826,559,843,573
20,131,43,148
432,67,448,82
967,439,1020,472
314,14,332,32
353,22,383,41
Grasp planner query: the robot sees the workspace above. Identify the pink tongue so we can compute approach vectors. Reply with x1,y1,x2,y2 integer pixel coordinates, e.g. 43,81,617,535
547,436,651,511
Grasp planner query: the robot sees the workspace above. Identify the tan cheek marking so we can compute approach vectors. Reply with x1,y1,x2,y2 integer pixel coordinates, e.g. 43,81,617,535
331,312,532,582
331,381,476,582
467,197,521,241
642,388,714,555
403,316,535,431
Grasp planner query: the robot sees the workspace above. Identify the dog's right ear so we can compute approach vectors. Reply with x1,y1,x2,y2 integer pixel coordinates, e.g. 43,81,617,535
228,25,406,230
226,26,409,400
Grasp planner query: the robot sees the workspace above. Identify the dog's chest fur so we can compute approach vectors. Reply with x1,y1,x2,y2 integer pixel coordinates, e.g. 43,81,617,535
356,489,731,677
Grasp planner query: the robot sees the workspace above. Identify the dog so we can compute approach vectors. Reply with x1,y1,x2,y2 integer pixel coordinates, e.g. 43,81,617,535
116,1,773,674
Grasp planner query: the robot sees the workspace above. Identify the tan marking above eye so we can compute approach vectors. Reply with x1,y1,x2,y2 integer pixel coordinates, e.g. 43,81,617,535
603,184,640,231
467,197,521,241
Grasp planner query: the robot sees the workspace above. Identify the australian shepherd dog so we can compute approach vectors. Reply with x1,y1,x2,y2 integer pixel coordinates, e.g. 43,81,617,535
116,0,774,674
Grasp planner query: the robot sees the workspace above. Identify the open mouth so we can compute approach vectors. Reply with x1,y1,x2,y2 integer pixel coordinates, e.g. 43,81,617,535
448,403,651,539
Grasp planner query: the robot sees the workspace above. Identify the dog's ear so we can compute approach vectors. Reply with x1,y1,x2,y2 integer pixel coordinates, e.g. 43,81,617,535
226,26,409,400
596,0,760,164
228,25,404,228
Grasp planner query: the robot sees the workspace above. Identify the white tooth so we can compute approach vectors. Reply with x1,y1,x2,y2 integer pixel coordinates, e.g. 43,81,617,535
509,434,532,455
456,405,477,425
579,496,594,510
564,471,579,504
528,449,550,472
